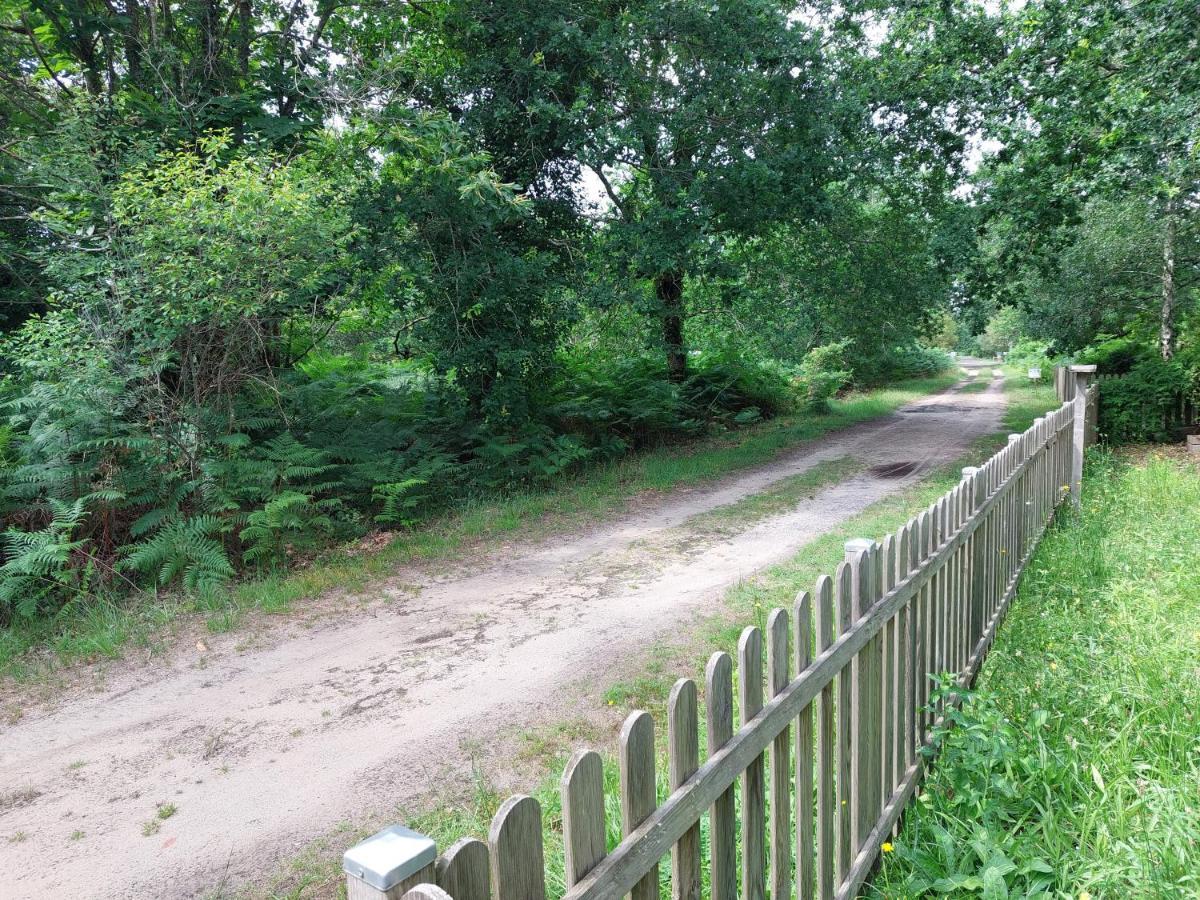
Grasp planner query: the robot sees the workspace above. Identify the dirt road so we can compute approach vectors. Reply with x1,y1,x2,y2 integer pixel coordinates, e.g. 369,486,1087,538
0,363,1006,899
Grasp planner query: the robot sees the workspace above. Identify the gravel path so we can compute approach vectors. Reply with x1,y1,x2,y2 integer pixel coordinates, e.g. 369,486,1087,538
0,362,1006,899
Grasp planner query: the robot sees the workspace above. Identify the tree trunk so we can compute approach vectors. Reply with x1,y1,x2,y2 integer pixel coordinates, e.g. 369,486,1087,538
656,271,687,382
1161,200,1177,360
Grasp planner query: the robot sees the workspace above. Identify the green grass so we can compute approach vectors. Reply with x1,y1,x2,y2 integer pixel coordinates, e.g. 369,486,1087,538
239,369,1058,900
869,449,1200,898
0,373,959,678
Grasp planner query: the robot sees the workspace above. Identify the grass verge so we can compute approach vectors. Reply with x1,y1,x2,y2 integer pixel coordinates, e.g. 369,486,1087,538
870,447,1200,898
239,371,1058,900
1,373,959,678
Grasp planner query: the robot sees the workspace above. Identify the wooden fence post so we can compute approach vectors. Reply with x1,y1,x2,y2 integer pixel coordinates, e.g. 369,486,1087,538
344,825,437,900
1069,365,1096,508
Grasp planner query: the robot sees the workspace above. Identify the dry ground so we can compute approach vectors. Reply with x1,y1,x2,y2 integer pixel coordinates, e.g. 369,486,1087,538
0,363,1006,899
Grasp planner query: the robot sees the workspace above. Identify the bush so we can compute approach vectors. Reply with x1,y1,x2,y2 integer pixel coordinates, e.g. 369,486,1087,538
793,341,852,411
1002,338,1055,370
1097,355,1194,444
851,344,951,385
0,345,801,618
1076,335,1144,375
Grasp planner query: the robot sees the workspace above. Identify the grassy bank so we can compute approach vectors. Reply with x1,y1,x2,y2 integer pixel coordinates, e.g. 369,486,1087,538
243,370,1059,899
1,373,959,678
870,448,1200,898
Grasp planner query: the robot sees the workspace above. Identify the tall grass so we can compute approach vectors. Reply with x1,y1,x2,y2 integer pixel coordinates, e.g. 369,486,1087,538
871,450,1200,897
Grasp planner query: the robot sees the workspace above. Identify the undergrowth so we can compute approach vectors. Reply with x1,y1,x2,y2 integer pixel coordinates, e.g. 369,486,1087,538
0,372,958,676
870,449,1200,897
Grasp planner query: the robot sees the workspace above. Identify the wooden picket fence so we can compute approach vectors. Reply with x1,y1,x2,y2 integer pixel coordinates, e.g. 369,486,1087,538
376,386,1099,900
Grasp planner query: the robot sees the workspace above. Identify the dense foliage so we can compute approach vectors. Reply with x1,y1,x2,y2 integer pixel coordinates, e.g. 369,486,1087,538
1,0,1195,621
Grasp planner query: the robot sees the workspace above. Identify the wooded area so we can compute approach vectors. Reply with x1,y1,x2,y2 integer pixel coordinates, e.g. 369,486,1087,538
0,0,1195,623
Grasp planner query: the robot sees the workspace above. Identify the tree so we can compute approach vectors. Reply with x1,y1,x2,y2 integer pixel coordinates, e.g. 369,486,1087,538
978,0,1200,358
419,0,837,381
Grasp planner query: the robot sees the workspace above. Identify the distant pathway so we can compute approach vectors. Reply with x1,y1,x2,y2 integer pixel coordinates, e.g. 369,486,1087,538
0,360,1006,899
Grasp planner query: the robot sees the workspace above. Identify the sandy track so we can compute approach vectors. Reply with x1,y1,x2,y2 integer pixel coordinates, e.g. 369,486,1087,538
0,363,1006,899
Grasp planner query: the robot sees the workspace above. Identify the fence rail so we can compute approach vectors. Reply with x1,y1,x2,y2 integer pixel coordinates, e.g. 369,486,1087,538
352,375,1100,900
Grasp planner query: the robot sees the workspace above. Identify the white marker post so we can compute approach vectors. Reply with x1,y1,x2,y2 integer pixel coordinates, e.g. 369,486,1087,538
1069,365,1097,509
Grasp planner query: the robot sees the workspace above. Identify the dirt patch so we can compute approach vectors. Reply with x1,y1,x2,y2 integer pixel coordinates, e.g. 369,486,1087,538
0,788,41,814
869,461,922,478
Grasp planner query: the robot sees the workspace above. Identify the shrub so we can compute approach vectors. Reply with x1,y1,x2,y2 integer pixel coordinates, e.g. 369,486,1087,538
1097,355,1193,444
1076,335,1144,375
848,344,950,385
1003,338,1054,370
794,341,852,411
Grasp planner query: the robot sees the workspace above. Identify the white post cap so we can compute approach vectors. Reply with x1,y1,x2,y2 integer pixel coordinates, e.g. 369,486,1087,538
344,825,436,892
844,538,873,558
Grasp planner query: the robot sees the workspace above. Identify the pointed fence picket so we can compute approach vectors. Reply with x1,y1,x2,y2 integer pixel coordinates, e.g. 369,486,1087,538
364,388,1097,900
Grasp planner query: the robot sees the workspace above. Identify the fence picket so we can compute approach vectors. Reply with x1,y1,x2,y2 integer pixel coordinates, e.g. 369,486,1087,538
705,652,736,900
767,608,792,900
834,561,853,885
563,752,606,890
402,887,454,900
895,525,911,788
668,680,701,900
437,838,490,900
880,535,896,805
489,796,546,900
794,591,815,900
814,575,836,900
619,713,657,900
739,626,766,900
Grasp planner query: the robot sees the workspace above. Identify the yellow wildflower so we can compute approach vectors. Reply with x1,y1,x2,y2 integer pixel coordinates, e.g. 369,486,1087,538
882,842,894,853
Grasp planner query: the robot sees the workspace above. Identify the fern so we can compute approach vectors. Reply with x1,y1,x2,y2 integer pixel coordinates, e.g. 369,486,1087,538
372,478,430,527
0,499,90,621
239,490,339,566
122,516,234,596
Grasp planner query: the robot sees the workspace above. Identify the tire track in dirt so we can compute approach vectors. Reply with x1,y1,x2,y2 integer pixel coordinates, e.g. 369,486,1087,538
0,361,1006,899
